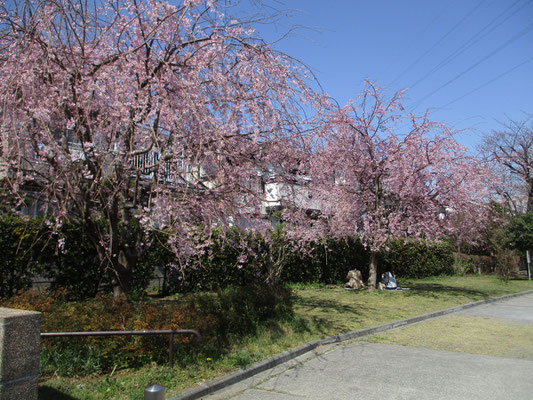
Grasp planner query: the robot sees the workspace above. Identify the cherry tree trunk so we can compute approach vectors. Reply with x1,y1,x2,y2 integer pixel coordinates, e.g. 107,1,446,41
94,234,135,299
367,251,378,291
109,256,134,299
527,180,533,213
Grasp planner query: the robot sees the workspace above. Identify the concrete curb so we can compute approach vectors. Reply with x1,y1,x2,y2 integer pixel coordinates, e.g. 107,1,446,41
172,289,533,400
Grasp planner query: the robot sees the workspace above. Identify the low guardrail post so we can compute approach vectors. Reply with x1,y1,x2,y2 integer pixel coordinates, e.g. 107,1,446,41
169,332,174,368
145,384,165,400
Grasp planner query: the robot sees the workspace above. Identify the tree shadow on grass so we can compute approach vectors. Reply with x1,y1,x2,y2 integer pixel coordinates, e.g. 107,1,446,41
295,295,366,316
508,275,532,281
293,294,368,335
400,283,491,300
39,386,78,400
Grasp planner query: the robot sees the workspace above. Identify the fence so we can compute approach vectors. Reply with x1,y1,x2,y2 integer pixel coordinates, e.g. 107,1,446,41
41,329,202,367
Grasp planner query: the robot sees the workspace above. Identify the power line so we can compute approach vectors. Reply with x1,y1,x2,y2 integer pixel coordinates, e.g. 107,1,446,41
410,21,533,111
441,55,533,108
410,0,529,89
380,2,448,82
388,0,487,88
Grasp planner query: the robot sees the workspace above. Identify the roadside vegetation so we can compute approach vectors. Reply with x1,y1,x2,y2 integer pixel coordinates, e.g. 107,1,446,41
2,214,532,399
2,274,531,400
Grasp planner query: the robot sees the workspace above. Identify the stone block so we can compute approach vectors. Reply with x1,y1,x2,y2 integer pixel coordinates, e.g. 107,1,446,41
0,307,41,400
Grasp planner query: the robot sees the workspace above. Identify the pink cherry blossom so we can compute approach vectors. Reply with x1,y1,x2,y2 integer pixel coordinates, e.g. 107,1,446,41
286,81,495,288
0,0,323,296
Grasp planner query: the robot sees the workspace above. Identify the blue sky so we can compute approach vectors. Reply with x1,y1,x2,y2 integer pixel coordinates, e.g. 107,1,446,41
242,0,533,151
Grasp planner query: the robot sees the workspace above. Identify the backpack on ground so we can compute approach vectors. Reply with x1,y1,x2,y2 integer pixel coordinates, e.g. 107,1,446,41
381,272,397,290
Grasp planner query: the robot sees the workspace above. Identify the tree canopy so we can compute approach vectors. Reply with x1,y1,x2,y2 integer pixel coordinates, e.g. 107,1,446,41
480,116,533,214
291,82,493,288
0,0,496,294
0,0,321,295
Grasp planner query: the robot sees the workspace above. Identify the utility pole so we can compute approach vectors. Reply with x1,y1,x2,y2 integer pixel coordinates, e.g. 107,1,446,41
527,250,531,280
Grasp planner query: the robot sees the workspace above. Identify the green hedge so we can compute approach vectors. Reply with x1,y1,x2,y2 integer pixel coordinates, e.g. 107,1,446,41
162,229,262,294
42,222,104,299
0,216,48,298
0,216,455,299
0,216,155,300
280,236,370,284
280,237,454,283
382,239,455,278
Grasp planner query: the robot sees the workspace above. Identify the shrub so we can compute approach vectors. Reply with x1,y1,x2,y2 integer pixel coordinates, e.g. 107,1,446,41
0,216,108,300
0,216,49,298
1,289,185,373
0,216,161,300
1,284,294,375
162,234,453,290
182,284,294,339
382,239,454,278
321,237,370,283
279,237,370,285
452,258,473,276
42,222,104,300
453,253,497,274
1,214,459,298
495,248,520,282
164,228,261,294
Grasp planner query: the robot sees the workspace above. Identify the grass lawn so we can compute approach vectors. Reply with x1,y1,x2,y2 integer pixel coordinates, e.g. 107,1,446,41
292,275,533,336
39,275,533,399
362,315,533,360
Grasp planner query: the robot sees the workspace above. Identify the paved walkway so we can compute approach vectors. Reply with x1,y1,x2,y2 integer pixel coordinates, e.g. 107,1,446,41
198,293,533,400
457,292,533,324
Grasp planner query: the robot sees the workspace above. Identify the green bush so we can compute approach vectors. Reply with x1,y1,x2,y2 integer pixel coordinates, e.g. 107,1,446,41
0,216,50,298
0,216,160,300
43,222,104,300
2,289,186,373
452,258,473,276
454,253,497,274
1,215,457,299
322,237,371,283
0,216,110,300
164,228,262,294
279,237,370,284
382,239,454,278
1,284,294,375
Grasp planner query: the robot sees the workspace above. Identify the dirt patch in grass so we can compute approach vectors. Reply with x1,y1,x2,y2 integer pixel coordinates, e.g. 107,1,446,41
362,315,533,360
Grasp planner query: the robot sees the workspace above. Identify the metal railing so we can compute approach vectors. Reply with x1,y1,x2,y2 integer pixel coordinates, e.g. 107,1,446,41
41,329,202,367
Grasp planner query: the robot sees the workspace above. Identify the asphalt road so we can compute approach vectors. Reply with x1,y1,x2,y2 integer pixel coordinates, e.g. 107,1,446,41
201,293,533,400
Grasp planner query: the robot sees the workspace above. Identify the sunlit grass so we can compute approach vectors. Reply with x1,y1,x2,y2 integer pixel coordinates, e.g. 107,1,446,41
39,275,533,399
292,274,533,336
362,315,533,360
